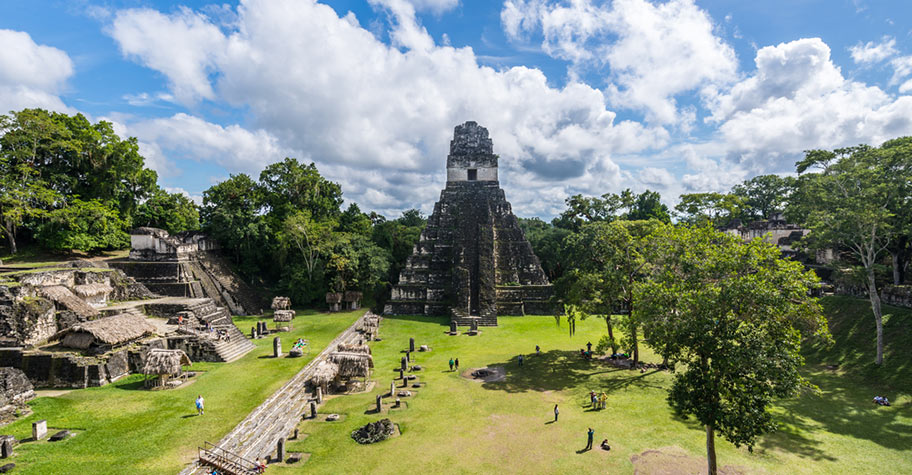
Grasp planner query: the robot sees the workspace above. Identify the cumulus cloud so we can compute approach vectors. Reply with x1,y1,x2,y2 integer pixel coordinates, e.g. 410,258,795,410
107,0,667,216
0,29,74,113
849,36,897,64
706,38,912,173
500,0,738,124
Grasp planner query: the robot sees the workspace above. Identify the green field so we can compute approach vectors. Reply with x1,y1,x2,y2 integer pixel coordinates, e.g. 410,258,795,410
3,296,911,474
1,310,362,474
275,297,911,474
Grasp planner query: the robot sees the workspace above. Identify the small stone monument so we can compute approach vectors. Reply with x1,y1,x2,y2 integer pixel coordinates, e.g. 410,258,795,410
398,368,404,380
251,326,257,339
0,439,11,459
293,428,299,440
32,420,47,441
390,381,395,398
276,437,285,463
401,377,408,387
316,386,323,404
394,398,401,408
405,351,410,362
409,337,415,352
471,319,478,332
273,337,282,358
400,356,407,371
310,401,317,419
449,320,457,335
376,394,382,413
419,345,430,352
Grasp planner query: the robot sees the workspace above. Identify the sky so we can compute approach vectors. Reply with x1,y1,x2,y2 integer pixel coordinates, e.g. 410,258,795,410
1,0,911,219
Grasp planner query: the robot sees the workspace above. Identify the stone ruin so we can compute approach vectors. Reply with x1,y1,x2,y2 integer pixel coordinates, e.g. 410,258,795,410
0,260,255,389
384,121,553,326
0,368,34,419
325,291,362,312
108,227,262,315
351,418,395,444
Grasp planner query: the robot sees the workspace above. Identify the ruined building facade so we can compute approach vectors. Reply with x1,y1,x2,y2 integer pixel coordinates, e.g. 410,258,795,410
384,122,553,325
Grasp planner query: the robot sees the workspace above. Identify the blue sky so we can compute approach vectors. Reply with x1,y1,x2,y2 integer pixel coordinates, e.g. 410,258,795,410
1,0,911,218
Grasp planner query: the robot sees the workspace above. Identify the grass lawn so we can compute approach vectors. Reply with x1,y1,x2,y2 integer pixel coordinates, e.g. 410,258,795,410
276,297,911,474
1,309,363,474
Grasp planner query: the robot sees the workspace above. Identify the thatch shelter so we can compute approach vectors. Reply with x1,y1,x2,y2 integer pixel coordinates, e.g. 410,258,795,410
329,351,374,381
326,292,342,312
311,360,339,392
142,349,191,388
58,313,156,351
337,342,371,355
40,285,99,318
271,296,291,310
73,283,114,308
342,291,362,310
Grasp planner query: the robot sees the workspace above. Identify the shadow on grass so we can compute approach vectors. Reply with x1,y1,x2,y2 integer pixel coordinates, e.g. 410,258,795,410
479,350,662,394
761,369,912,455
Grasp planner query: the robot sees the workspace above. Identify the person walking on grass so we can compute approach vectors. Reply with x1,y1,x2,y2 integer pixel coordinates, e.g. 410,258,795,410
553,404,559,422
196,394,205,416
518,354,524,367
586,427,594,450
449,358,455,371
455,358,459,370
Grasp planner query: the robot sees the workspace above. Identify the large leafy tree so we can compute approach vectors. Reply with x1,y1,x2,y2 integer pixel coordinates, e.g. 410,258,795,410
635,225,828,474
557,219,664,363
518,217,570,281
674,192,744,227
200,174,269,275
36,199,129,252
259,158,343,223
793,142,912,365
731,174,796,222
134,189,200,234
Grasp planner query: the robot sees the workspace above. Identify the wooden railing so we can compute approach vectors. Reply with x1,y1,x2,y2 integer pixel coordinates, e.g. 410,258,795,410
198,441,260,475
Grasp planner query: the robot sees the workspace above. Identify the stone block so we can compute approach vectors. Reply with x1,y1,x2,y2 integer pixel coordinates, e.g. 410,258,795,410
32,420,47,440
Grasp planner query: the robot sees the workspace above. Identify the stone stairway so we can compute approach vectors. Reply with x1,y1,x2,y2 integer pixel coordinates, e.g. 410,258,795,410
211,324,255,363
180,311,376,474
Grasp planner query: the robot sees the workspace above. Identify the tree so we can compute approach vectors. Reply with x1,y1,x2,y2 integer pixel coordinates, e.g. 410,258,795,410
134,189,200,233
259,158,343,223
36,199,129,252
200,174,268,274
674,192,744,227
635,225,828,474
518,217,570,281
731,174,796,222
338,203,372,237
557,219,664,364
626,190,671,223
794,143,911,365
281,210,337,283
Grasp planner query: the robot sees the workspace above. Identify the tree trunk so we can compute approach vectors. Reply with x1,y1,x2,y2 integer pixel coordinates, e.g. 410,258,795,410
606,316,617,354
706,425,717,475
892,251,902,286
631,323,639,367
2,223,16,255
866,268,884,365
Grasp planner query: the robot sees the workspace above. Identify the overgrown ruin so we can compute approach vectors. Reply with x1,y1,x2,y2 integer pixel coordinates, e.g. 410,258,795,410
384,121,553,325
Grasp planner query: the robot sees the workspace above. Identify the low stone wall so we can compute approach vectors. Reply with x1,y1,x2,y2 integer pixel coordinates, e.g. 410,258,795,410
882,285,912,308
166,335,222,362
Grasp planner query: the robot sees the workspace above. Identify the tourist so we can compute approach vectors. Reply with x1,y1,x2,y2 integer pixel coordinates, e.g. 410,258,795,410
553,404,559,422
590,391,596,407
178,314,184,326
196,394,205,416
587,341,592,352
600,439,611,451
518,354,524,367
535,345,541,354
455,358,459,370
449,358,455,371
586,427,594,450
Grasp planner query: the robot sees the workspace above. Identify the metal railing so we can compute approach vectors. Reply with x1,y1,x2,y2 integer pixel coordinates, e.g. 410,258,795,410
198,441,260,475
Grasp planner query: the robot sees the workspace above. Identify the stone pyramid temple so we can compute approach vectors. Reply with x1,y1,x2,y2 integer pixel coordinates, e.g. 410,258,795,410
384,121,553,326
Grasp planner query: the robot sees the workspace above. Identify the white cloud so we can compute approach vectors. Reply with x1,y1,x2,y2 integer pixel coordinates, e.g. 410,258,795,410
500,0,738,124
890,55,912,92
639,166,674,187
107,0,668,217
0,29,74,113
108,7,227,104
849,36,897,64
706,38,912,174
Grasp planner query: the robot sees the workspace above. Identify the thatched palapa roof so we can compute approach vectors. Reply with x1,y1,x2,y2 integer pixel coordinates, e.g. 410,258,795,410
59,313,156,347
337,343,371,355
326,292,342,304
40,285,99,318
73,283,113,298
329,351,374,379
343,291,362,302
271,296,291,310
142,349,191,375
311,360,339,386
